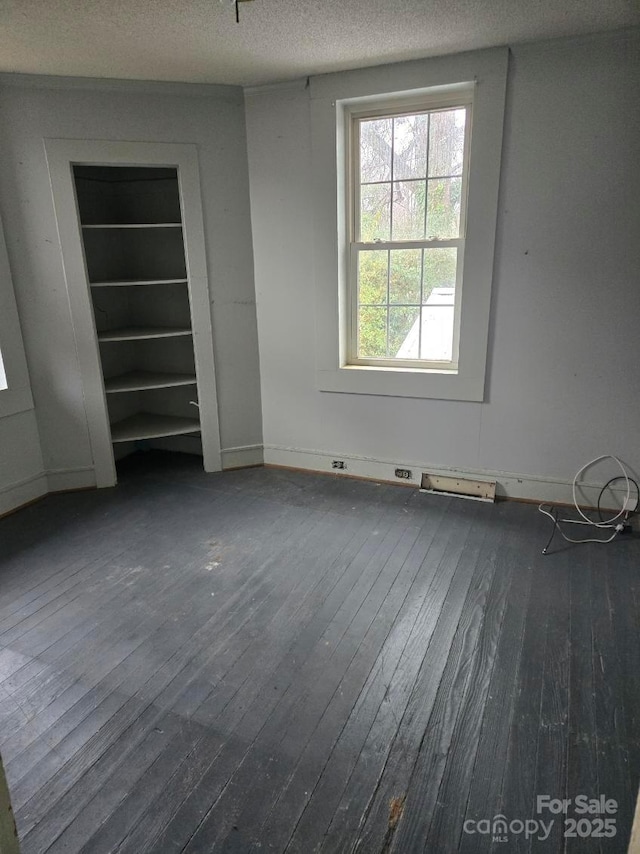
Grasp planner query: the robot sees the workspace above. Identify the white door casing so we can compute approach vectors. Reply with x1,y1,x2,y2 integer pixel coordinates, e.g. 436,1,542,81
44,138,222,485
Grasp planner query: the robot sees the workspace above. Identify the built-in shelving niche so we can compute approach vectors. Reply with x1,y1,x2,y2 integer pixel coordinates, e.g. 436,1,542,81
74,165,203,466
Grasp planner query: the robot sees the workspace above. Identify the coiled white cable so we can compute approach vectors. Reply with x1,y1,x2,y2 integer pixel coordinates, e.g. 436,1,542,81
572,455,630,527
538,455,636,550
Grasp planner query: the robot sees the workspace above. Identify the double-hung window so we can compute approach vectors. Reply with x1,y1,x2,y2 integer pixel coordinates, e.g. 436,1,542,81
349,94,471,370
314,50,507,401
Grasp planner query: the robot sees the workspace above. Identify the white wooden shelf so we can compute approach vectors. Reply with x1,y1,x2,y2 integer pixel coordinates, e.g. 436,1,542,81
104,370,197,393
82,223,183,229
90,278,188,288
110,412,201,443
98,326,192,342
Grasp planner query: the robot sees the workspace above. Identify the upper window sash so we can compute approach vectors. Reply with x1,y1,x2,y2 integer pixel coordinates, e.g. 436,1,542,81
347,94,473,247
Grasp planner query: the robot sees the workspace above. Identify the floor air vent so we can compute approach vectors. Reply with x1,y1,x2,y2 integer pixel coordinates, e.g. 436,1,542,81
420,473,496,503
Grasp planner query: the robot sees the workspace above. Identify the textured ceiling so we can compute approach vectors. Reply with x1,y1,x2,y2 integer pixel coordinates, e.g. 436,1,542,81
0,0,638,86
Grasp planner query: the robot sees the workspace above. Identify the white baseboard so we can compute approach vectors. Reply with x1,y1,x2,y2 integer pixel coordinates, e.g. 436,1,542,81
0,466,96,517
263,444,624,508
0,472,48,516
2,447,626,515
221,444,264,470
1,448,262,518
47,466,96,493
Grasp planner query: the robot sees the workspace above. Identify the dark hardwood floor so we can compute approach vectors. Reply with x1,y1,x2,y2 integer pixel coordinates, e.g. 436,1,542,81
0,452,638,853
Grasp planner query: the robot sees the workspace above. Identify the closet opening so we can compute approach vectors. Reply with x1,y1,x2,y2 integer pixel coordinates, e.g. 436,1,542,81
73,165,203,475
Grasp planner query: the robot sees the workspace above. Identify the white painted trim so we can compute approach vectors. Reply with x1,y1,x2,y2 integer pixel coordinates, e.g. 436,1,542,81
312,47,509,403
263,443,630,508
47,466,96,493
0,464,104,515
221,444,264,469
44,138,223,487
0,445,263,517
176,149,223,473
317,366,485,401
0,471,48,516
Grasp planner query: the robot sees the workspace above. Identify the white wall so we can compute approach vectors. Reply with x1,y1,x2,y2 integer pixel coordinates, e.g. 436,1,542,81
245,30,640,501
0,411,45,515
0,76,262,488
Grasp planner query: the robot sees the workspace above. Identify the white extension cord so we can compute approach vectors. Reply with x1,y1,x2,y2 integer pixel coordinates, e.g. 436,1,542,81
538,455,637,550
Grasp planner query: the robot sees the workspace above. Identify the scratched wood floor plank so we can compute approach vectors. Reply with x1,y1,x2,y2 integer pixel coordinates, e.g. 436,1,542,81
0,477,179,606
604,541,640,782
1,488,295,776
13,501,323,837
249,495,460,853
527,543,571,854
113,505,403,853
0,452,637,854
0,484,261,645
484,514,555,854
15,488,384,849
590,545,637,854
419,512,518,851
281,500,482,854
565,548,600,854
386,506,504,854
150,513,420,852
185,513,438,853
341,501,491,854
455,509,536,854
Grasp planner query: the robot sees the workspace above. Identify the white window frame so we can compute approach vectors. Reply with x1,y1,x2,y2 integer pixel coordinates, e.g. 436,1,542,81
347,93,473,371
312,48,509,402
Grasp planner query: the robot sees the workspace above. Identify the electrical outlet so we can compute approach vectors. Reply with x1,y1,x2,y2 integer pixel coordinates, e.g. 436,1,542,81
332,460,346,470
395,468,412,480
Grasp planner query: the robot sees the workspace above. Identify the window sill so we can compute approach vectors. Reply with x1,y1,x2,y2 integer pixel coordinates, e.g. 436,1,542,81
345,363,458,374
317,366,485,401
